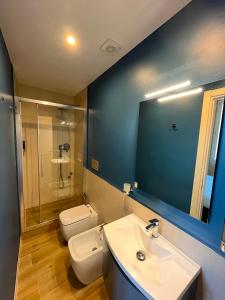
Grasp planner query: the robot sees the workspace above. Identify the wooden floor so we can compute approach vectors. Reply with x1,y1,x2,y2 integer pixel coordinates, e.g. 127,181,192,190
25,197,82,227
16,225,108,300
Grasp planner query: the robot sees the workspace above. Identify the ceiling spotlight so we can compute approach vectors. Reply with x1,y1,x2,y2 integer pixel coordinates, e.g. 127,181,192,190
67,35,76,45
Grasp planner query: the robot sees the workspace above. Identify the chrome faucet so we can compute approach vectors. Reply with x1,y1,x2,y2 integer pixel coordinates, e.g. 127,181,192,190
145,218,159,238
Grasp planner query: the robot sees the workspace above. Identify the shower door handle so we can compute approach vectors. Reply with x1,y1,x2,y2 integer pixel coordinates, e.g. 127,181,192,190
40,155,44,177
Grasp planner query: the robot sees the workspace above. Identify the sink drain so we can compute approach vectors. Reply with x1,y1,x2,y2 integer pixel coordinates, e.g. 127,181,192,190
136,250,145,261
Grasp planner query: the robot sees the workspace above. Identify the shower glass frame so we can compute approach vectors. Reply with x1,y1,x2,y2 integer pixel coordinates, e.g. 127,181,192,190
15,97,86,232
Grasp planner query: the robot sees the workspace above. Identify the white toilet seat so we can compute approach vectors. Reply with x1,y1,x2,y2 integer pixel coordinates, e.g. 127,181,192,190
59,204,98,241
60,205,91,226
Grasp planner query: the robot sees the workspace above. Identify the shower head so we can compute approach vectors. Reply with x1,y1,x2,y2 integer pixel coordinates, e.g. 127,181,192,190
59,143,70,152
56,109,68,124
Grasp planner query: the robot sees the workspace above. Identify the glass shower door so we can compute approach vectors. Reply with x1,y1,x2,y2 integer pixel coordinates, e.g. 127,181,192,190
38,104,84,223
21,102,40,228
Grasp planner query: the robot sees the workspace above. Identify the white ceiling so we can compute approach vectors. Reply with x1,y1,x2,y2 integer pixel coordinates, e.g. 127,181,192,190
0,0,190,96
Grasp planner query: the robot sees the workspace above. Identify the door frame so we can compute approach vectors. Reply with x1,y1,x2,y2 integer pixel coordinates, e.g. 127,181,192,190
190,87,225,220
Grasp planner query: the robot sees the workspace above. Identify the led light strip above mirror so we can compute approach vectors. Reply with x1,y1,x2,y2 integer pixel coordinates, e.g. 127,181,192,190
158,87,203,102
144,80,191,100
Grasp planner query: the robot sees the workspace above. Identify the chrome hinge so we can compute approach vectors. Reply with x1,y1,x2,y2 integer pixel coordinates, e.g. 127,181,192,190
9,104,18,113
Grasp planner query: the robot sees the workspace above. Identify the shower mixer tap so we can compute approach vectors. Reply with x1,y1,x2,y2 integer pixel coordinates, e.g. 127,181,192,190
58,143,70,189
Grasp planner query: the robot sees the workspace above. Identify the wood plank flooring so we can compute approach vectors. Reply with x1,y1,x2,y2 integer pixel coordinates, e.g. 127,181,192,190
25,197,82,227
16,225,108,300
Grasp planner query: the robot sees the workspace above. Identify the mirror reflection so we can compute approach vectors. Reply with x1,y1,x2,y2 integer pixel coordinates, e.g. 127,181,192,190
135,81,225,223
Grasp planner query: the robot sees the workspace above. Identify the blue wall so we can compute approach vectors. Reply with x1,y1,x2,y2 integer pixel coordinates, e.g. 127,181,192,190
88,0,225,189
88,0,225,253
0,31,20,300
136,93,203,213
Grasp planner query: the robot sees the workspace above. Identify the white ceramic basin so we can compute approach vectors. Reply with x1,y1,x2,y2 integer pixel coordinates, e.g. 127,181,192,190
68,225,104,284
104,214,200,300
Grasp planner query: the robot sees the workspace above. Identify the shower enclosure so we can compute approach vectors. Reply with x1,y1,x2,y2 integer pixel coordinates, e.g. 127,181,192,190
16,98,85,231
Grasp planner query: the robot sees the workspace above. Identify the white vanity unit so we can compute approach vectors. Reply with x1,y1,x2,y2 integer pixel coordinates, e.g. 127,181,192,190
103,214,200,300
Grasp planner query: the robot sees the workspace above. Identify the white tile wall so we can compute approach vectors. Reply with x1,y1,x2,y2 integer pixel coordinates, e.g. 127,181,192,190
84,169,225,300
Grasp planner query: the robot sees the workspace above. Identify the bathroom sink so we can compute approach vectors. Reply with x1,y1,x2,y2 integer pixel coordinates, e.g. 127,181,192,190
103,214,200,300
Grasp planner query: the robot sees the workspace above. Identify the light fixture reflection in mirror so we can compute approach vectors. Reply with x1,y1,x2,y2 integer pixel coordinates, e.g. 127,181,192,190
158,87,203,102
144,80,191,99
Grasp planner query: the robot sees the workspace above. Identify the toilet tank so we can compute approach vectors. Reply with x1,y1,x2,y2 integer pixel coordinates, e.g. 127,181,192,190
59,204,98,241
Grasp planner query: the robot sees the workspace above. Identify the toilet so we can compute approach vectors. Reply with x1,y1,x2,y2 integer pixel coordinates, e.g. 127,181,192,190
59,204,98,241
68,225,105,285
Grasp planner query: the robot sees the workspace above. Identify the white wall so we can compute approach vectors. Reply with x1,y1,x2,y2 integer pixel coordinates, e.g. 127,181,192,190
84,169,225,300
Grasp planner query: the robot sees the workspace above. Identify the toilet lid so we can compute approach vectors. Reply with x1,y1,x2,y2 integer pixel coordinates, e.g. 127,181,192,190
59,205,91,226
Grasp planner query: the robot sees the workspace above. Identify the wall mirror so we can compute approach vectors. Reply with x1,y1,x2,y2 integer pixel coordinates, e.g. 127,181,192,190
135,82,225,223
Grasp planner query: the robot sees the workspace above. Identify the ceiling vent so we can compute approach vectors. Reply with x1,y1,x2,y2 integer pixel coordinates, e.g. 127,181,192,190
100,39,122,55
